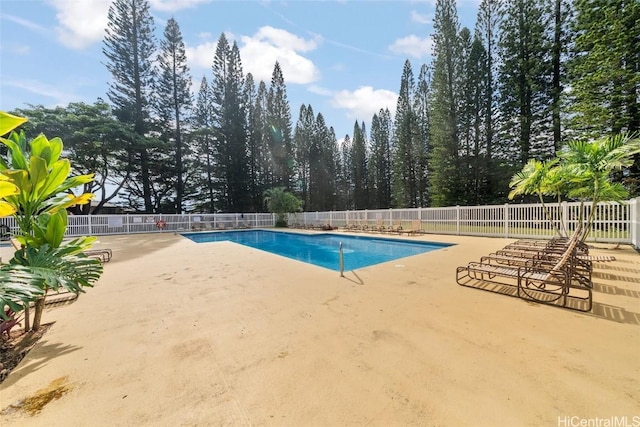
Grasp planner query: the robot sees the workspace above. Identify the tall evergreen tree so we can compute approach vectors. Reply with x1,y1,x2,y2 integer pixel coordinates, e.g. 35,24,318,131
210,34,231,209
293,104,313,207
210,35,249,212
313,113,337,210
226,42,249,211
568,0,639,137
393,60,420,207
103,0,156,212
322,123,340,210
429,0,462,206
458,29,488,205
413,64,431,207
339,135,354,209
351,121,369,209
191,76,216,212
255,81,273,192
244,73,267,211
498,0,553,163
370,108,393,208
550,0,572,151
267,62,294,189
475,0,502,201
155,17,192,213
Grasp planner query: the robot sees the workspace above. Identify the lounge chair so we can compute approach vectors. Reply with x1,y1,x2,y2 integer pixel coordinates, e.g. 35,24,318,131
372,219,388,233
576,254,615,262
343,223,360,232
456,231,592,311
387,223,403,235
83,248,113,263
0,224,10,241
407,219,425,236
11,237,112,263
191,221,206,231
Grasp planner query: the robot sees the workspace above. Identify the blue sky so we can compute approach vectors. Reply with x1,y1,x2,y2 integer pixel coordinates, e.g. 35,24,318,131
0,0,480,139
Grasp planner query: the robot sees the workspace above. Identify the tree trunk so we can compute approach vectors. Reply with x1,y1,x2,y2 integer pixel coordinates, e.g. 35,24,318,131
31,297,46,331
24,306,30,332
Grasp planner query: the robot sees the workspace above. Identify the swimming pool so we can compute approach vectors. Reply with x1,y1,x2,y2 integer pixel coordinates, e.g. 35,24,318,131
182,230,452,271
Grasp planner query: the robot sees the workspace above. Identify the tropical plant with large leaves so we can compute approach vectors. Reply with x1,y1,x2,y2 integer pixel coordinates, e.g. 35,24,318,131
264,187,303,227
0,111,103,330
0,112,45,320
558,133,640,240
510,133,640,242
508,158,566,237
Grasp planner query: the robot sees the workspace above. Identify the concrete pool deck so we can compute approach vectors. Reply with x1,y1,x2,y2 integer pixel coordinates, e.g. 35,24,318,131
0,231,638,426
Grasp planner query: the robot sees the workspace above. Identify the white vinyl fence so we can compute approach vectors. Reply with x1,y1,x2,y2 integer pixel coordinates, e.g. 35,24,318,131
1,199,639,248
290,199,640,247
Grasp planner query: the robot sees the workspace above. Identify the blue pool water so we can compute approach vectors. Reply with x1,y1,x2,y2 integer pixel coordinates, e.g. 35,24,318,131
182,230,452,271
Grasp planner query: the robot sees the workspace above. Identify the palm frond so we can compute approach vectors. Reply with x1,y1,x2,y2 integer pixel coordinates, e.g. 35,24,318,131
0,264,45,316
10,244,103,294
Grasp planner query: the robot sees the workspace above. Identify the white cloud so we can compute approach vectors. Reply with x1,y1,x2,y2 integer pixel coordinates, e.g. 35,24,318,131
1,43,31,55
388,35,433,59
331,86,397,122
5,79,79,106
150,0,212,12
46,0,212,50
1,14,47,34
307,85,333,96
47,0,111,50
410,10,432,24
185,41,218,69
239,26,320,84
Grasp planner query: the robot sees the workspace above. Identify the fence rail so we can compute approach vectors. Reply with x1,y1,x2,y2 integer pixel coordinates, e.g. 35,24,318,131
2,199,638,248
289,199,640,247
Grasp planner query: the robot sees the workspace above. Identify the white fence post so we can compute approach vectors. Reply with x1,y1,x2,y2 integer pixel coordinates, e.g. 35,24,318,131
504,204,509,238
631,198,639,249
456,205,460,235
88,214,92,236
562,201,569,235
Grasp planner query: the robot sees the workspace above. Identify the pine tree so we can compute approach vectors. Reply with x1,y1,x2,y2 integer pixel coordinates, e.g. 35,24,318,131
393,60,419,207
550,0,572,151
458,29,488,205
103,0,157,212
370,108,393,208
191,76,216,212
255,81,272,192
351,121,369,209
413,64,431,207
313,113,338,211
210,34,231,210
498,0,553,164
475,0,502,201
210,35,250,212
226,42,249,211
155,17,192,213
429,0,462,207
294,104,313,208
568,0,639,137
267,62,294,189
339,135,353,209
323,123,340,210
244,73,267,211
